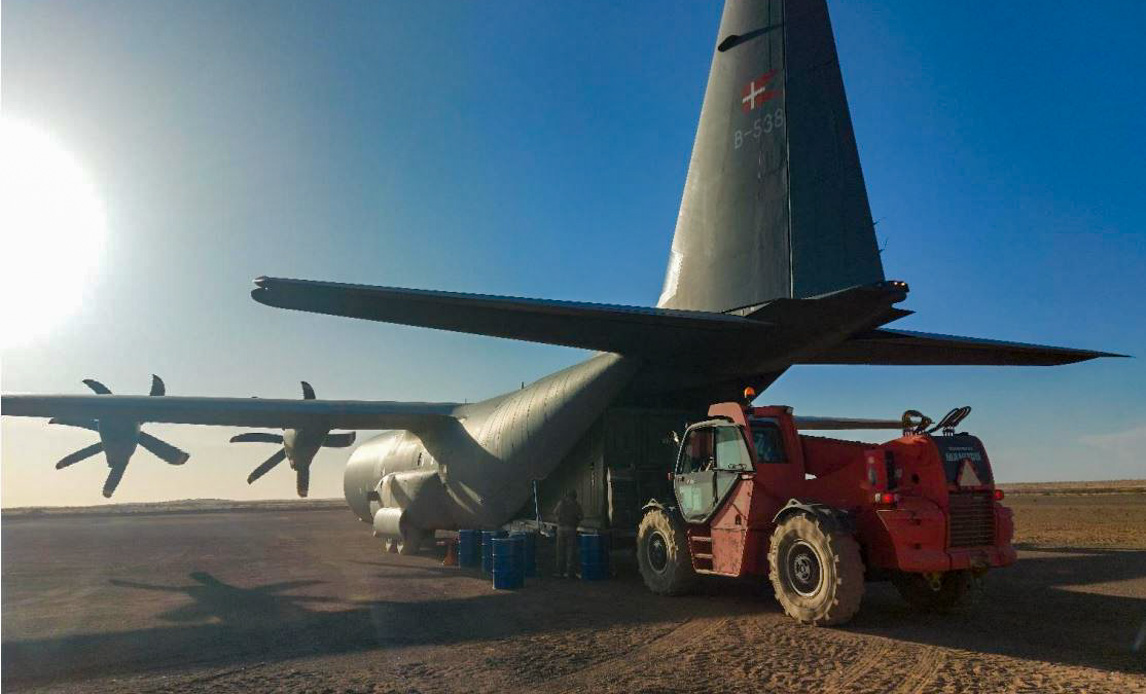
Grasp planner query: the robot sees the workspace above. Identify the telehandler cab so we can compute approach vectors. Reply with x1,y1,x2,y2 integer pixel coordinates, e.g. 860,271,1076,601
636,400,1014,626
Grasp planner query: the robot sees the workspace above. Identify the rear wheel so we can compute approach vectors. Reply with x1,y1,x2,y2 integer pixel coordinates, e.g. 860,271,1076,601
892,570,972,612
768,513,864,626
637,507,698,595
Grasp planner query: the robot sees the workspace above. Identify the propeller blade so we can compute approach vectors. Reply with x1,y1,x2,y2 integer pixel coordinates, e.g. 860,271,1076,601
322,432,356,448
139,432,190,465
230,432,284,444
103,465,128,498
149,374,166,397
83,379,112,395
301,381,316,400
49,417,99,431
56,442,104,469
247,448,287,484
296,464,311,498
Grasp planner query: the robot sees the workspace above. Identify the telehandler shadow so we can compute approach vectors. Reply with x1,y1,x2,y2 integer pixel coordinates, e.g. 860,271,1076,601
848,546,1146,674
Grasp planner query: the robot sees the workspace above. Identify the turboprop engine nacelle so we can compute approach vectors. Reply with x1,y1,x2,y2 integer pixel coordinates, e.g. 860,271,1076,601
344,430,424,523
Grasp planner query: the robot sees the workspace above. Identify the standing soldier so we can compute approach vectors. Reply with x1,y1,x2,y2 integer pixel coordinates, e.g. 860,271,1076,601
553,489,583,578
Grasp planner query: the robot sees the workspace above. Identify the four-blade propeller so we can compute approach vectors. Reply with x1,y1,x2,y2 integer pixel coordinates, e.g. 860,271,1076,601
229,381,356,497
50,375,190,497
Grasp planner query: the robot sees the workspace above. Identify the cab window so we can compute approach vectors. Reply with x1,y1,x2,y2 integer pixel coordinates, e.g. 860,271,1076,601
749,420,787,464
677,428,714,474
715,426,753,471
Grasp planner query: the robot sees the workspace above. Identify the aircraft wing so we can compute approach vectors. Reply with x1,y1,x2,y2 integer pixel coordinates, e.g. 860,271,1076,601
800,329,1125,366
250,276,772,356
0,394,460,432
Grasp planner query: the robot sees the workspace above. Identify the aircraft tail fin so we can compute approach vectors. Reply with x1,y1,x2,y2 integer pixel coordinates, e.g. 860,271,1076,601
659,0,883,312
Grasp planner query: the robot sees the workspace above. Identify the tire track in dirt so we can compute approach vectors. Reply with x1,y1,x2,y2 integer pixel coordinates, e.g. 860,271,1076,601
821,638,898,693
741,612,912,694
891,646,946,694
548,616,732,693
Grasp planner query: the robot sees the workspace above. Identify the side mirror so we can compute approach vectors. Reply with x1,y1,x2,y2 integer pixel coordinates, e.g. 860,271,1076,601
666,472,674,482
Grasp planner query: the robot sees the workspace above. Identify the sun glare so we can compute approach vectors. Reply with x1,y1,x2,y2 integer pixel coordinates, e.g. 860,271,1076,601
1,119,106,348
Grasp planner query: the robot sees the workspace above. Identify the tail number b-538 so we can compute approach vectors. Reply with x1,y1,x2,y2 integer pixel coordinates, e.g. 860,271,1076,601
734,108,785,149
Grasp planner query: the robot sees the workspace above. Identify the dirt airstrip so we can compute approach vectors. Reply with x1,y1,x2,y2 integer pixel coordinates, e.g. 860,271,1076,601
3,487,1144,693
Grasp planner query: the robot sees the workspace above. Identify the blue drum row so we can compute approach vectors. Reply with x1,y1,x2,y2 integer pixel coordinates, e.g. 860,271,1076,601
457,528,600,585
456,529,538,587
579,532,611,581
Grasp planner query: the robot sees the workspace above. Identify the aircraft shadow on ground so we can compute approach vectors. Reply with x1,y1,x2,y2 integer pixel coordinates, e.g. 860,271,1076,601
1,564,761,688
3,549,1143,687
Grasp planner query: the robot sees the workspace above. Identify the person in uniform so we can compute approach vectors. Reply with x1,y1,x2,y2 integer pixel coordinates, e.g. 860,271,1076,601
553,489,583,578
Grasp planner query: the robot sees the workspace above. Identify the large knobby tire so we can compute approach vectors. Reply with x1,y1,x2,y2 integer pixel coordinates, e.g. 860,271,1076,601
768,513,864,626
892,570,972,612
637,508,699,595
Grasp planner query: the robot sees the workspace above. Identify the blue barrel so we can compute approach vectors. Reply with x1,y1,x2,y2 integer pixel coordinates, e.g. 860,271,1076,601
509,531,537,577
491,537,523,590
579,532,611,581
480,530,507,574
458,529,481,568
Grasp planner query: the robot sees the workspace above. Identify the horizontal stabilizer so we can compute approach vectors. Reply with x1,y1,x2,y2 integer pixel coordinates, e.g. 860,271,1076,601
801,329,1125,366
1,394,459,432
251,276,773,357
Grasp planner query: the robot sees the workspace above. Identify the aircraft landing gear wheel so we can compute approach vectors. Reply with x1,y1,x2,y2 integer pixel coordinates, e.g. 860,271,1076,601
892,570,972,612
395,527,424,556
768,513,864,626
637,507,698,595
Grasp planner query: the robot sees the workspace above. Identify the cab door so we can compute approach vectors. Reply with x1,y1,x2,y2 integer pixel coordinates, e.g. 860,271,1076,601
674,426,716,523
675,424,753,524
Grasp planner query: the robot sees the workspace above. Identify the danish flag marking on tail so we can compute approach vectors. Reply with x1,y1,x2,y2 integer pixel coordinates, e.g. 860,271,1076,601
741,70,779,112
957,459,984,487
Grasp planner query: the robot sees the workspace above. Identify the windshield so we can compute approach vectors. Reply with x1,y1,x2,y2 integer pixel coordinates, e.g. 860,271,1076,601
715,426,753,471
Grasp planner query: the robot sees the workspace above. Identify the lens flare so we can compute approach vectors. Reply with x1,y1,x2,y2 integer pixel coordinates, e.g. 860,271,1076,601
1,119,105,347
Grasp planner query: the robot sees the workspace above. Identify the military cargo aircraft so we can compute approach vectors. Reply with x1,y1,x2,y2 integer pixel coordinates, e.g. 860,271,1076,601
1,0,1118,553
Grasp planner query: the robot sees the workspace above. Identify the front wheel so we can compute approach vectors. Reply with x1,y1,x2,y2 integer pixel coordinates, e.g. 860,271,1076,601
636,507,698,595
397,527,426,555
387,527,425,555
892,570,972,612
768,513,864,626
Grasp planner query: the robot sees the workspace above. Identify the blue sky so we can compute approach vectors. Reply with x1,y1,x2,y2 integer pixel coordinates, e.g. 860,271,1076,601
2,1,1143,505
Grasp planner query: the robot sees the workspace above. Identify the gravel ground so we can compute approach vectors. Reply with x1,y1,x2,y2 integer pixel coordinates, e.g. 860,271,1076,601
3,494,1144,693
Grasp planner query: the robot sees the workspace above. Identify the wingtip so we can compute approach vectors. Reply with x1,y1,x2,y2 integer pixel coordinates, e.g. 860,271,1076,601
1066,349,1131,364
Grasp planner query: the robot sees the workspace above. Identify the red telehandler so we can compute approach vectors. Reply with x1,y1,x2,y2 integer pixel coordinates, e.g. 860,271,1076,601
636,400,1014,626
